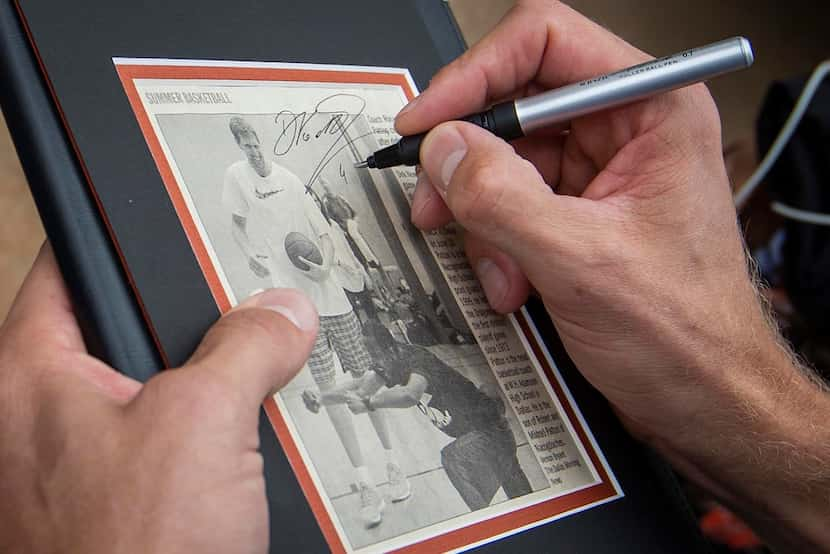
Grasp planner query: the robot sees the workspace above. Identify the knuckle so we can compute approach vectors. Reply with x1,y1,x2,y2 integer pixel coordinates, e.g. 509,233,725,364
203,308,311,375
452,158,510,228
672,85,721,144
193,371,242,420
211,308,299,352
153,369,240,425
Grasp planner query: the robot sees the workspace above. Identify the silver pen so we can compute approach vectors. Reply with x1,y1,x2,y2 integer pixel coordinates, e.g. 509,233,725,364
356,36,754,169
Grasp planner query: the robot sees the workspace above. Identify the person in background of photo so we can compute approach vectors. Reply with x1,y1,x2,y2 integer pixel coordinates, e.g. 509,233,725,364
319,177,380,273
303,321,533,511
315,176,379,324
222,117,409,527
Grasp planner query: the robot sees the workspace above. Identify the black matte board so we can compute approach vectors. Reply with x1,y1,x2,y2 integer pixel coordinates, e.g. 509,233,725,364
0,3,161,378
4,1,709,552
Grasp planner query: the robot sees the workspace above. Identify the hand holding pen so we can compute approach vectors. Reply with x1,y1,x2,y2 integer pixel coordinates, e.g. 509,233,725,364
358,37,753,169
394,2,829,552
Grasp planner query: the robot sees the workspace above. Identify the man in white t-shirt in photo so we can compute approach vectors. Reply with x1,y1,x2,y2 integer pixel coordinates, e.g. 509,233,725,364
222,116,409,527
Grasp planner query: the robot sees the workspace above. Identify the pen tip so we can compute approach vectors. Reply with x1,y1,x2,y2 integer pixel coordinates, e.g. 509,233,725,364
354,160,369,169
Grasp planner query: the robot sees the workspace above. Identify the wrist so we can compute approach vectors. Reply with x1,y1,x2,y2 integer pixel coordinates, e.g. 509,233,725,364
653,304,830,551
363,396,376,411
653,280,794,450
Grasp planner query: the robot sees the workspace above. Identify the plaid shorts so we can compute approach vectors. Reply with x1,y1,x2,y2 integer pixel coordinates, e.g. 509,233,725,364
308,310,371,386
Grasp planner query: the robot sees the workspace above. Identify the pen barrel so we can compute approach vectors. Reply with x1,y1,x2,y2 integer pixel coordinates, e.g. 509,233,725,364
515,36,754,134
373,102,522,168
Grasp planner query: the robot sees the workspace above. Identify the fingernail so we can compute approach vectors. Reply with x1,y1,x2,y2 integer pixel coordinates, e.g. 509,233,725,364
442,149,466,191
396,95,421,118
240,288,318,331
475,258,507,310
422,126,467,193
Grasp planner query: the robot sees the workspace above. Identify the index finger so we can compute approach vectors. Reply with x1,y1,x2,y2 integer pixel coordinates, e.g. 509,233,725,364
395,0,648,135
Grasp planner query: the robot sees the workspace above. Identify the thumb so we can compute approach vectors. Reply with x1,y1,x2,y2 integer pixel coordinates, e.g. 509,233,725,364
418,121,595,284
186,288,319,407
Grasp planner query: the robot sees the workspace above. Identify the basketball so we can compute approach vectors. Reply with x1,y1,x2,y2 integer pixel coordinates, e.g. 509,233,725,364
284,231,323,271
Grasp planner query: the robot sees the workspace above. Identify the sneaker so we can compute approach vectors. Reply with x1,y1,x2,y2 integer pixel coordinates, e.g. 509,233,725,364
359,482,385,528
386,462,411,502
301,389,320,414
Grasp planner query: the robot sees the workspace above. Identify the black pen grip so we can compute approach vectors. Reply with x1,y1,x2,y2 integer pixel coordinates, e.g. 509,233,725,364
395,133,425,166
462,101,523,141
366,101,522,169
368,134,423,168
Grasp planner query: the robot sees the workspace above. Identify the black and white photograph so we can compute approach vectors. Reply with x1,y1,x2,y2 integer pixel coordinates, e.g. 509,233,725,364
124,66,610,553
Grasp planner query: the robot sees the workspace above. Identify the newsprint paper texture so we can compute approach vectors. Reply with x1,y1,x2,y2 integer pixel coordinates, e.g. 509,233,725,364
115,58,622,553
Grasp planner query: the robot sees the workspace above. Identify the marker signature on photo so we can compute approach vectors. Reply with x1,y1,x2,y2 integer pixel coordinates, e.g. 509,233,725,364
273,93,374,187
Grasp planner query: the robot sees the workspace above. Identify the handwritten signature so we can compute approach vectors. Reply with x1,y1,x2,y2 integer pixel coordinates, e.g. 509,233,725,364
272,93,373,189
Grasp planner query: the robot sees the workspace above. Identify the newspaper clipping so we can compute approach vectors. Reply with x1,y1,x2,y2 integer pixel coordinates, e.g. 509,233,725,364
116,59,621,553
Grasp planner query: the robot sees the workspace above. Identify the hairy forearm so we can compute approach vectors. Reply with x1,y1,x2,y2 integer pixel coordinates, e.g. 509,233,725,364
653,285,830,553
